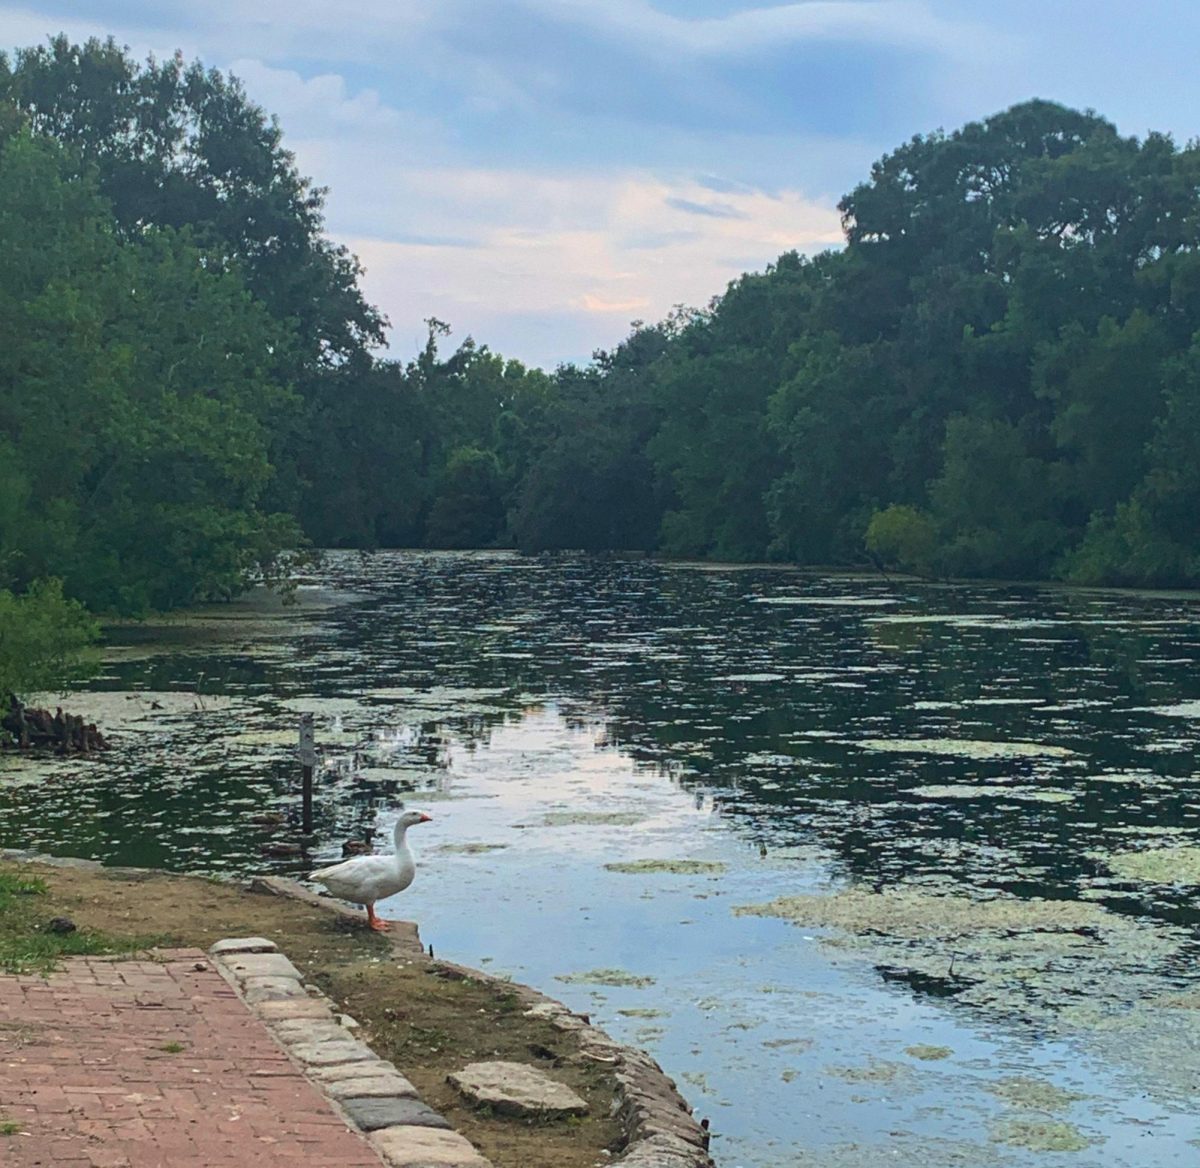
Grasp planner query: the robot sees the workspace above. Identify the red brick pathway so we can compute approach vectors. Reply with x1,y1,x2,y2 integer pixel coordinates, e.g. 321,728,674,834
0,949,385,1167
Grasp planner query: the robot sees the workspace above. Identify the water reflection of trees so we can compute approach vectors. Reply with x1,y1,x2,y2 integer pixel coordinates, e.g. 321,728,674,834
7,553,1198,928
335,554,1200,925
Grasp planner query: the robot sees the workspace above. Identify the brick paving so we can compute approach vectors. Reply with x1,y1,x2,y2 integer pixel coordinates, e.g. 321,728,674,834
0,949,386,1168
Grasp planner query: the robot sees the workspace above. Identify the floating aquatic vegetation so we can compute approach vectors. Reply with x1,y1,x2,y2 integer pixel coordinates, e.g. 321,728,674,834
277,696,366,717
735,882,1188,1024
26,690,241,733
905,1045,952,1060
435,842,509,855
616,1008,666,1019
534,811,645,827
986,1076,1081,1111
1091,845,1200,885
856,737,1078,760
604,859,727,875
825,1060,913,1086
910,785,1075,803
555,968,655,988
989,1117,1095,1153
763,1036,813,1051
772,1136,1000,1168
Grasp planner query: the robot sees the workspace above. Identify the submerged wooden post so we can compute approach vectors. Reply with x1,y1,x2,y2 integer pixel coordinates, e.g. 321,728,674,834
298,713,317,835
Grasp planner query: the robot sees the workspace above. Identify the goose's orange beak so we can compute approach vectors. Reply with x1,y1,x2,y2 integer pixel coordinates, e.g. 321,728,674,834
418,813,433,823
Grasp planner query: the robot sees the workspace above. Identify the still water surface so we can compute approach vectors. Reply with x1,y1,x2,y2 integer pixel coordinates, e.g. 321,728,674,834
3,552,1200,1166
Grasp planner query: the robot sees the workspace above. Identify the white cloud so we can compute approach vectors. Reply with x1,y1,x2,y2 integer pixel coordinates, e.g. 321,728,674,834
521,0,1003,60
227,59,403,134
343,167,843,365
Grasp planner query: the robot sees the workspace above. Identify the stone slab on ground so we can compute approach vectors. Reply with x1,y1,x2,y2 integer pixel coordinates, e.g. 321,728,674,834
370,1125,493,1168
309,1059,412,1084
221,951,303,982
257,996,335,1021
326,1073,421,1100
242,974,310,1004
209,936,279,956
0,950,386,1167
288,1037,381,1067
448,1059,589,1118
341,1095,453,1132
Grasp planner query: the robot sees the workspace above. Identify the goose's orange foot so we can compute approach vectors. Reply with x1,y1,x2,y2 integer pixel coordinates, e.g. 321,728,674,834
368,917,390,932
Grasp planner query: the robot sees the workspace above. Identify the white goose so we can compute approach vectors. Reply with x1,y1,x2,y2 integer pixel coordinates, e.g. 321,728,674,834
310,809,431,931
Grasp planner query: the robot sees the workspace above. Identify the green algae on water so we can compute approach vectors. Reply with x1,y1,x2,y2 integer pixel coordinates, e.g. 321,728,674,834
734,881,1187,1023
604,859,727,875
986,1076,1082,1111
1092,844,1200,885
555,968,655,988
905,1044,952,1061
989,1117,1095,1153
436,842,510,855
536,811,645,827
910,784,1075,803
856,737,1077,760
825,1060,913,1086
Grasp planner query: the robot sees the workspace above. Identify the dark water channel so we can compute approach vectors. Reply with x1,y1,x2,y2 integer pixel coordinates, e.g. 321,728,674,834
2,552,1199,1166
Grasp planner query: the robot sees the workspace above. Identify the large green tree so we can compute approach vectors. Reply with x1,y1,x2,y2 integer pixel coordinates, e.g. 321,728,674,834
0,128,301,612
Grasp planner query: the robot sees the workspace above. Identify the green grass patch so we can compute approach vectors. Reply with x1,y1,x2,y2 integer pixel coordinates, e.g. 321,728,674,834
0,868,162,975
0,1119,20,1136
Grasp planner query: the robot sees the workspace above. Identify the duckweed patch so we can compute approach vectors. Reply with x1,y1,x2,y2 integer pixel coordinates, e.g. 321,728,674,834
856,737,1077,760
26,689,242,732
986,1076,1082,1111
536,812,645,827
825,1060,913,1086
555,968,656,988
604,859,727,875
436,843,510,855
911,785,1075,803
1092,845,1200,885
905,1044,952,1060
735,883,1187,1023
989,1117,1095,1153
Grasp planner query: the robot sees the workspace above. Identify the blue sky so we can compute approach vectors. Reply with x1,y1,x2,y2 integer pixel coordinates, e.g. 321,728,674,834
4,1,1200,368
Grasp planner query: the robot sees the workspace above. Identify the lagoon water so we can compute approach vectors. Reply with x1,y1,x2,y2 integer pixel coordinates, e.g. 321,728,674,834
3,551,1200,1166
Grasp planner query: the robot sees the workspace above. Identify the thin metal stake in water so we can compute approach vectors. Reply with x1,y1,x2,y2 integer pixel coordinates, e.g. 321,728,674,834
298,712,317,835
